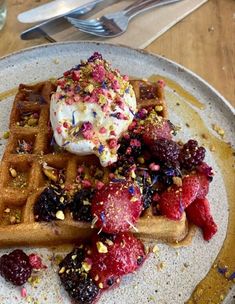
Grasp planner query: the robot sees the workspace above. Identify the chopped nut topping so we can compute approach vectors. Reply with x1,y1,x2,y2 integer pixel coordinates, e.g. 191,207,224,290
9,168,17,178
152,245,159,254
96,241,108,253
82,261,91,272
42,167,59,182
56,210,65,220
172,176,182,187
212,124,225,137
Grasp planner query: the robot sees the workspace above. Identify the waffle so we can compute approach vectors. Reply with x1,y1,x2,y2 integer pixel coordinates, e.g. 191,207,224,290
0,80,188,247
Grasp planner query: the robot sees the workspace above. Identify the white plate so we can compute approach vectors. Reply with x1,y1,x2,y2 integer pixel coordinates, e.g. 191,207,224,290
0,42,234,304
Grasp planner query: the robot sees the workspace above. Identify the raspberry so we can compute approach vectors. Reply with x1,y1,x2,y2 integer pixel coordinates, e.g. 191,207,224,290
186,198,217,241
91,181,143,233
70,189,94,222
0,250,32,286
59,247,99,304
28,254,46,270
151,138,180,165
179,140,206,170
34,185,67,222
159,175,200,220
90,232,146,288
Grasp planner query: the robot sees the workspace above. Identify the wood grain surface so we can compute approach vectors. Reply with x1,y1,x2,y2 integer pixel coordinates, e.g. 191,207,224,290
0,0,234,106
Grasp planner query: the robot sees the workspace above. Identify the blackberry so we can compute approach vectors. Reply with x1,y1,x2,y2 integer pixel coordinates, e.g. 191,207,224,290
59,248,99,304
113,155,135,177
136,171,155,210
152,138,180,165
143,186,155,210
34,185,67,222
118,133,143,159
70,189,94,222
179,140,206,170
0,249,32,286
59,247,85,271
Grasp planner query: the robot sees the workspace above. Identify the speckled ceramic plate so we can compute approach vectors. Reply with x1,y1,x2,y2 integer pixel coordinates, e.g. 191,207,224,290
0,42,234,304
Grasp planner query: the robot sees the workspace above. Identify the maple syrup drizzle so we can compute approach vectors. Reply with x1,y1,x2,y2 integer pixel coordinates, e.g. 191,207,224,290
1,77,234,302
0,87,18,101
149,74,206,110
151,75,235,303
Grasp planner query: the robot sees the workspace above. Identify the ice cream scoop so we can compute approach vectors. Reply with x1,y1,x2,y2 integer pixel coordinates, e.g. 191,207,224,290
50,52,136,167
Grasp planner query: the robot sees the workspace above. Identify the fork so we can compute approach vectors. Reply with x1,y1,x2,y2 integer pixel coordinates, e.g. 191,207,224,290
66,0,182,38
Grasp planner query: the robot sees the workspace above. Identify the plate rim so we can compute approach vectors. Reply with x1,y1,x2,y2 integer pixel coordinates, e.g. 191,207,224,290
0,41,234,303
0,41,234,118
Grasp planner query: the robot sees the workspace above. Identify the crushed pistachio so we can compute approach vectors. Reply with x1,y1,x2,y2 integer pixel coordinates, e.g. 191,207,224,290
212,123,225,137
82,261,91,272
42,166,58,182
96,241,108,253
152,245,159,255
59,267,65,274
155,105,163,112
9,167,17,178
3,131,9,139
56,210,65,220
172,176,182,187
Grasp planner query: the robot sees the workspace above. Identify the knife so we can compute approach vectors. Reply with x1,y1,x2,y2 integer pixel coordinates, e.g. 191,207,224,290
18,0,103,24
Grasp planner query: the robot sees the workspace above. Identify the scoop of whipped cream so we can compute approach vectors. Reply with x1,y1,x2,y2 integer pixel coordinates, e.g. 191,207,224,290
50,52,136,167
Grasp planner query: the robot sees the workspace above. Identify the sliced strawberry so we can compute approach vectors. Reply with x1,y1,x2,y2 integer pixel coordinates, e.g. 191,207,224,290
91,181,143,233
196,162,214,178
186,198,217,241
196,172,210,199
105,233,146,276
158,186,183,220
158,175,200,220
181,175,200,208
142,118,173,146
90,256,120,290
90,232,146,289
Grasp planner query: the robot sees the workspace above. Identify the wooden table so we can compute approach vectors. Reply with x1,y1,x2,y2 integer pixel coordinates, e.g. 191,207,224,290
0,0,234,107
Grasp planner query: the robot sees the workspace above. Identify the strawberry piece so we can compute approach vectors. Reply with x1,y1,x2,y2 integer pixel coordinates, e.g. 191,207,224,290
186,198,217,241
196,172,210,199
196,162,214,178
90,233,146,289
91,181,143,233
159,175,200,220
182,175,200,208
142,119,173,146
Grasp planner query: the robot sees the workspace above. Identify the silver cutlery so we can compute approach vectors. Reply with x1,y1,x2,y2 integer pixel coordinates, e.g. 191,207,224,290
20,1,102,40
18,0,104,24
66,0,183,38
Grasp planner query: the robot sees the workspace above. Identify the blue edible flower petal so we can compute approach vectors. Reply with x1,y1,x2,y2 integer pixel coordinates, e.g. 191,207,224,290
72,111,76,126
229,271,235,280
98,144,104,154
128,185,135,195
100,211,106,224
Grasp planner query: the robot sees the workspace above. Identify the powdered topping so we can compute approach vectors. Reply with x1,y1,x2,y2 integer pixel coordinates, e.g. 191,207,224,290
50,52,136,166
